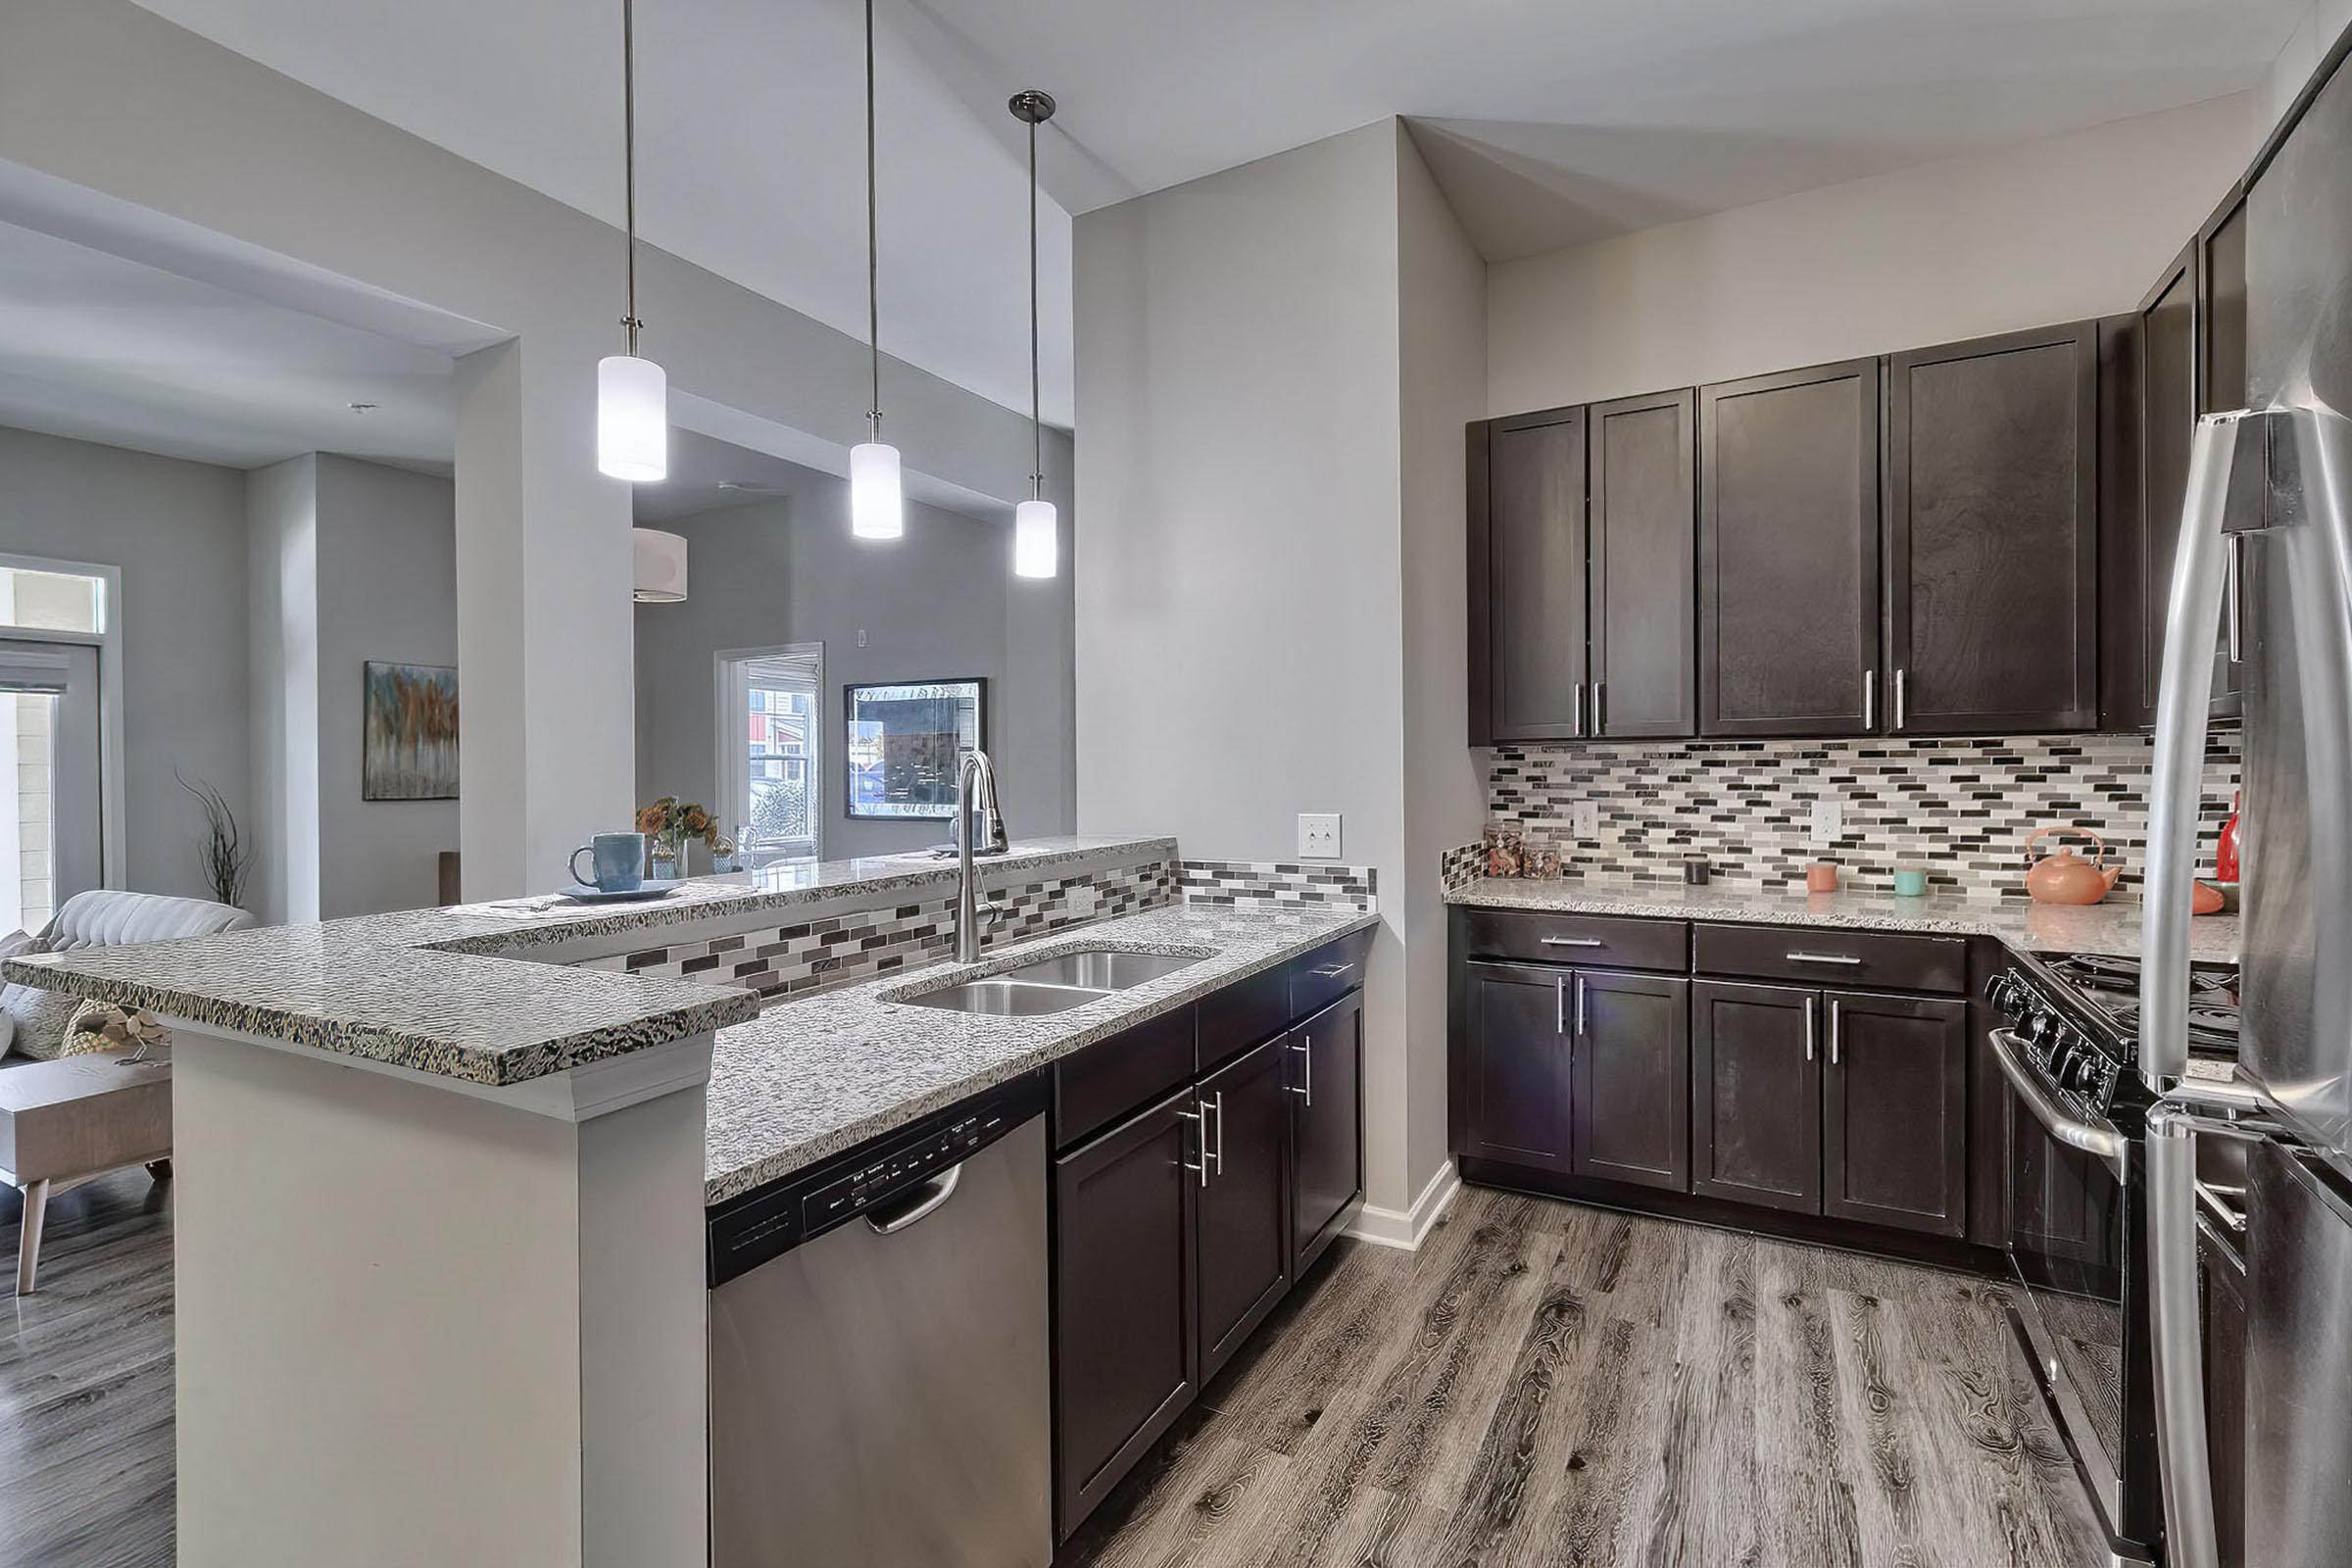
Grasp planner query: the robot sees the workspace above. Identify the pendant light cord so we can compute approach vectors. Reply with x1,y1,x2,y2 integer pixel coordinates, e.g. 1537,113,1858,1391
621,0,641,354
1028,116,1042,500
864,0,882,441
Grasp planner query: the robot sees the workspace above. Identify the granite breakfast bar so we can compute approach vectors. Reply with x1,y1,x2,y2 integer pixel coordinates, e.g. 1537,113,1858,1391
0,835,1383,1568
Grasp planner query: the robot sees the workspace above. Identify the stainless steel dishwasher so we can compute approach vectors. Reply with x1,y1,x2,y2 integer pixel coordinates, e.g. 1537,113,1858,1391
708,1074,1051,1568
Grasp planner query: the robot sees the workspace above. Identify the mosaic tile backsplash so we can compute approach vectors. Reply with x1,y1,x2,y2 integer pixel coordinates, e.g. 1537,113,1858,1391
1483,732,2243,901
1178,859,1379,911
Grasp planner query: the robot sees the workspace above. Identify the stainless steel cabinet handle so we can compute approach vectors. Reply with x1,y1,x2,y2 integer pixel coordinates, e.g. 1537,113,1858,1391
1829,998,1841,1066
1571,680,1586,738
1863,668,1876,729
1785,951,1862,965
1803,996,1816,1062
1176,1104,1208,1186
1210,1092,1226,1176
1575,974,1588,1037
1554,975,1566,1035
866,1164,961,1235
1289,1036,1312,1105
2225,532,2246,664
1541,936,1604,949
1892,667,1908,730
1592,680,1605,735
1310,962,1355,979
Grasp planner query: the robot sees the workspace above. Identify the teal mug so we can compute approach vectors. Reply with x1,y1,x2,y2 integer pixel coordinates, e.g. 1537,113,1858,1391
1893,868,1929,898
569,832,647,893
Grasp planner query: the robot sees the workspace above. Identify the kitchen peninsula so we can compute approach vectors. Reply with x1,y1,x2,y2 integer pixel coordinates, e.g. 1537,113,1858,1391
3,836,1379,1568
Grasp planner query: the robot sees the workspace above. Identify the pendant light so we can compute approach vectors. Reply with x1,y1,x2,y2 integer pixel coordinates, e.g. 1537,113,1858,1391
597,0,667,482
1008,89,1058,579
849,0,904,540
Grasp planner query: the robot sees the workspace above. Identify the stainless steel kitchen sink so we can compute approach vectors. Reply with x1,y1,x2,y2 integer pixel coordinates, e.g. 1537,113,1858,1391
901,978,1109,1016
996,948,1200,992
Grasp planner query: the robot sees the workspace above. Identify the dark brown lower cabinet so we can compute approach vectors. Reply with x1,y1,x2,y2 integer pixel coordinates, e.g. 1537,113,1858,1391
1196,1036,1294,1383
1457,961,1574,1172
1571,970,1690,1191
1292,990,1363,1275
1821,991,1968,1237
1052,1086,1200,1533
2200,1208,2249,1568
1690,980,1822,1213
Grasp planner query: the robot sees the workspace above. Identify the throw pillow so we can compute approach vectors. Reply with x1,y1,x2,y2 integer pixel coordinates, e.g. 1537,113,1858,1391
0,929,25,1055
0,926,86,1061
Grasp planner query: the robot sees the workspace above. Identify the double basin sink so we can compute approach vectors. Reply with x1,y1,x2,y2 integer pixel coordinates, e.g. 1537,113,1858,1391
903,947,1202,1016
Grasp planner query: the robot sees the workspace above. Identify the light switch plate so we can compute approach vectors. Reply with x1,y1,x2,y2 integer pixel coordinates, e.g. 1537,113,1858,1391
1298,813,1342,859
1809,798,1843,847
1570,802,1601,841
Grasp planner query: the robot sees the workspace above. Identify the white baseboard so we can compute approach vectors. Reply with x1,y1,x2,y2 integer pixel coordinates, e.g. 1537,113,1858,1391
1346,1159,1461,1251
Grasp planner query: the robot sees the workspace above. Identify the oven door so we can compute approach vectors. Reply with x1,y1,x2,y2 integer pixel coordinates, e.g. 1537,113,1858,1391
1993,1029,2136,1549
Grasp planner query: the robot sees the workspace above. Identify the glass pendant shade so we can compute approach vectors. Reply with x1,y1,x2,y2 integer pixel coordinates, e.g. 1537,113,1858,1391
1013,498,1057,578
597,354,668,482
849,441,904,540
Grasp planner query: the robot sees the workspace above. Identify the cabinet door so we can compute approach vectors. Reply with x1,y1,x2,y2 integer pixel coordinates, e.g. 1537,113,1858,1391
1821,991,1968,1237
1690,980,1822,1213
1196,1036,1293,1383
1886,322,2100,732
1456,960,1575,1172
1053,1088,1200,1535
2198,192,2248,718
1570,969,1690,1191
1589,390,1695,737
1698,360,1880,736
1479,408,1589,741
1291,990,1363,1277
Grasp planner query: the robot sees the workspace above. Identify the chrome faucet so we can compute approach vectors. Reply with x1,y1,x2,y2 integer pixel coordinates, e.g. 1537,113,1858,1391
955,750,1009,962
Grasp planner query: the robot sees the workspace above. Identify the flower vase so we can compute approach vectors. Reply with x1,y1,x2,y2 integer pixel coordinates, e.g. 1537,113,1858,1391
649,835,679,881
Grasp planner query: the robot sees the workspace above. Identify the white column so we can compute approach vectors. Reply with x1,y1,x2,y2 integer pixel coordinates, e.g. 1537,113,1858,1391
456,340,638,902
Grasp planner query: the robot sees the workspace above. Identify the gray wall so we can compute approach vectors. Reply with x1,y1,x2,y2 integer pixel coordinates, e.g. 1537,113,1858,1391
634,476,1076,861
0,423,250,905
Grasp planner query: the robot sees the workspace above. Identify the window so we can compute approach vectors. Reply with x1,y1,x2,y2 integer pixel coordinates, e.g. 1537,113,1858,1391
0,558,112,929
719,645,822,862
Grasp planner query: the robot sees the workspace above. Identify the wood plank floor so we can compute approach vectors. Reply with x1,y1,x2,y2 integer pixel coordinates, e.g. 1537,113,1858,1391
0,1169,175,1568
0,1176,2107,1568
1062,1186,2111,1568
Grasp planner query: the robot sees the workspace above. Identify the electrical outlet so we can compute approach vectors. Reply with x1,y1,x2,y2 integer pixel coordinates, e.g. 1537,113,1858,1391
1570,801,1601,841
1809,798,1843,848
857,628,868,649
1297,813,1342,859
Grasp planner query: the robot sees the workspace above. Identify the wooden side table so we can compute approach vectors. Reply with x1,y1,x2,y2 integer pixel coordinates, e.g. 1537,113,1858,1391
0,1049,172,1294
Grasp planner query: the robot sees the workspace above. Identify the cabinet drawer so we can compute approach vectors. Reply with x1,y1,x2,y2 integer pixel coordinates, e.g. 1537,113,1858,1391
1692,923,1965,994
1288,926,1374,1018
1198,963,1292,1073
1458,907,1687,971
1053,1006,1196,1152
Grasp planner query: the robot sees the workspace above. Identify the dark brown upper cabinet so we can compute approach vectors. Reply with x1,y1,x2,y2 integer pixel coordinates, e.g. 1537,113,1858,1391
1820,991,1968,1238
1588,390,1697,738
2200,191,2249,721
1886,322,2100,734
1698,360,1881,737
1468,407,1588,742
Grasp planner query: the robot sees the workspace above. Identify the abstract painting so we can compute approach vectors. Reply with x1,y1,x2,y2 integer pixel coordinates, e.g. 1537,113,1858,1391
363,662,460,801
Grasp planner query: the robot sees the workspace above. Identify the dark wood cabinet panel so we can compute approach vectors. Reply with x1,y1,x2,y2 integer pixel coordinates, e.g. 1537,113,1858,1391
1457,906,1688,971
1589,389,1696,737
1821,991,1968,1237
2200,1211,2249,1568
1456,961,1574,1172
1053,1005,1196,1152
2200,194,2249,417
1691,921,1965,994
1690,980,1822,1213
1886,322,2099,733
1480,408,1589,741
1571,970,1690,1192
1196,1036,1293,1383
1053,1088,1200,1535
1698,360,1880,736
1292,991,1363,1276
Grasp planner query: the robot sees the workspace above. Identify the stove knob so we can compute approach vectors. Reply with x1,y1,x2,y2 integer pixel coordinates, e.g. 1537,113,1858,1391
2055,1047,2093,1094
2022,1008,2057,1048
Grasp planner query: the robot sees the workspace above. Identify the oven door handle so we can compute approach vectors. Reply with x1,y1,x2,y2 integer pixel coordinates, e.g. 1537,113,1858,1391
1987,1028,2128,1180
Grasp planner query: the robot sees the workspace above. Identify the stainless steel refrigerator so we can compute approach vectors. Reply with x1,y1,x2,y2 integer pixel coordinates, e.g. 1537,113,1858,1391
2141,27,2352,1568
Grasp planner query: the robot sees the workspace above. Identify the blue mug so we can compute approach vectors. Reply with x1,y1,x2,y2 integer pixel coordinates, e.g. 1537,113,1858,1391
569,832,647,893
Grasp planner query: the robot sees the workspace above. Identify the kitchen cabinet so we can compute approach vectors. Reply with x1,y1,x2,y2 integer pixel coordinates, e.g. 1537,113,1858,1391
2199,191,2249,723
1052,1087,1200,1533
1690,979,1824,1213
1470,407,1589,741
1886,322,2100,733
1195,1036,1293,1383
1589,389,1696,737
1456,960,1575,1172
1291,989,1363,1276
1570,969,1690,1191
1698,359,1881,736
1820,991,1968,1237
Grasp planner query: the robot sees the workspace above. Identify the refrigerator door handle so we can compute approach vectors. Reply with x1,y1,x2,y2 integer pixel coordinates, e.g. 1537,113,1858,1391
2142,411,2266,1096
2145,1104,2220,1568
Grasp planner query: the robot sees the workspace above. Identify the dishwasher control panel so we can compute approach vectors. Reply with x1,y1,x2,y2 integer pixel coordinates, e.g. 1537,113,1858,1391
707,1069,1047,1288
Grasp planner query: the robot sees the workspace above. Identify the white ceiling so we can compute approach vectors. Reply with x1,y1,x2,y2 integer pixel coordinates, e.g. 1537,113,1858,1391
70,0,2318,463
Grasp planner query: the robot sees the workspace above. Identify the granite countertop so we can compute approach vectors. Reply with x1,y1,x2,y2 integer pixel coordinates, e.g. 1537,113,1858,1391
705,901,1378,1204
0,836,1172,1087
1447,876,2243,964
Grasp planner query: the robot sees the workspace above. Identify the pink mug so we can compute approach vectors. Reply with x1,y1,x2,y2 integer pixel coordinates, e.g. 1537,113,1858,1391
1806,862,1838,894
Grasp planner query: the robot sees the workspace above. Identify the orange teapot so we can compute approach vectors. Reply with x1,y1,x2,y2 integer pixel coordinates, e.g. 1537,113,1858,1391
2025,827,2122,906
